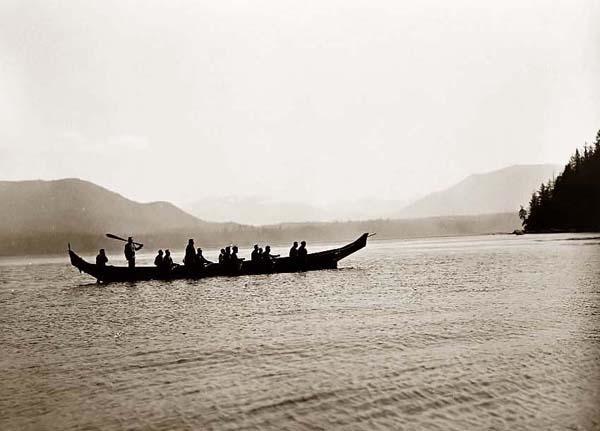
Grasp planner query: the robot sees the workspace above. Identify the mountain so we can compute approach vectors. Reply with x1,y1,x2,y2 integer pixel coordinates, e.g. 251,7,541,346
184,197,412,225
0,178,522,256
186,164,559,224
184,197,324,225
397,164,560,218
0,178,207,235
0,179,228,255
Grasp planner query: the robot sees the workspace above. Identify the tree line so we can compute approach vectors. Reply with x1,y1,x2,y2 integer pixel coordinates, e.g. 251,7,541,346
520,129,600,232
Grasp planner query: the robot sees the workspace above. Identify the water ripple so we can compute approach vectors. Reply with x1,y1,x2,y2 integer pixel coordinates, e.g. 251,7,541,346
1,234,599,430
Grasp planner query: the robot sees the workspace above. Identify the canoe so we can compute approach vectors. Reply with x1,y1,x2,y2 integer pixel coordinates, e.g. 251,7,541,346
68,233,370,283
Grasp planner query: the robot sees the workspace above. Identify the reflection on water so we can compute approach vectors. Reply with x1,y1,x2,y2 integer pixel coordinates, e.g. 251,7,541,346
1,234,599,430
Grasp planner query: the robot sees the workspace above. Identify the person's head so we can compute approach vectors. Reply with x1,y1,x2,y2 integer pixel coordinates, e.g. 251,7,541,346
197,248,203,254
158,249,163,255
188,238,194,245
253,244,258,250
293,241,298,247
259,247,263,253
127,237,133,243
232,245,238,253
165,249,171,256
301,240,306,246
220,248,225,254
225,246,231,253
265,245,271,252
99,248,105,255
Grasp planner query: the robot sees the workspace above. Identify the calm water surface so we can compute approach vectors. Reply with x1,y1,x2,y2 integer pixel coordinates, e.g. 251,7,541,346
1,234,599,430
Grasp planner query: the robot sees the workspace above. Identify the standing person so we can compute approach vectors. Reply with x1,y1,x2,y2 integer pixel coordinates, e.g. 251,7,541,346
289,241,299,258
184,239,196,267
96,249,108,267
154,250,164,267
251,244,260,262
218,248,226,264
124,237,143,268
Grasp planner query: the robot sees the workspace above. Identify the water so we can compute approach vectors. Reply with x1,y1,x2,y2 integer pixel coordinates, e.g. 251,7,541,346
1,234,599,430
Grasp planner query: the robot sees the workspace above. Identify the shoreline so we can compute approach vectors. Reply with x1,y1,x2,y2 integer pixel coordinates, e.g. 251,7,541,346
3,231,597,261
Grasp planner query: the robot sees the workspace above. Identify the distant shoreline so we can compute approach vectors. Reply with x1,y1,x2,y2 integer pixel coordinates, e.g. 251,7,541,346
0,231,565,261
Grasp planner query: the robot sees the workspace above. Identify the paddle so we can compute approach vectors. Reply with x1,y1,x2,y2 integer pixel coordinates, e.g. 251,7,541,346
106,233,143,247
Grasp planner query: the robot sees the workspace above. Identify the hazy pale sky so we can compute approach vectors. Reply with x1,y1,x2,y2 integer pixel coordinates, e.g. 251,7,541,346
1,0,599,204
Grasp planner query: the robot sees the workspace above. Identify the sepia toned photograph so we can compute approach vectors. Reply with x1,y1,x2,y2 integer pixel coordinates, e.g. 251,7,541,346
1,0,599,429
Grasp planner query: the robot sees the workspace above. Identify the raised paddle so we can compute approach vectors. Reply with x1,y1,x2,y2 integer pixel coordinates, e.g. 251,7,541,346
106,233,143,247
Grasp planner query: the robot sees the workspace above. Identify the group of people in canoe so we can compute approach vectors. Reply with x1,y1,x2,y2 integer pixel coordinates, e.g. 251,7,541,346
95,236,309,271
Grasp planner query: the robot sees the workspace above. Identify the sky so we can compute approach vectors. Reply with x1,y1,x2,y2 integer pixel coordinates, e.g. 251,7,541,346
1,0,599,205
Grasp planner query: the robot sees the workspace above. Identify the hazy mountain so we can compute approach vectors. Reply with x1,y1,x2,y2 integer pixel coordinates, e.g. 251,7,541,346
184,197,324,225
185,164,558,224
0,178,228,255
397,164,561,218
0,178,208,235
184,197,412,225
0,178,521,256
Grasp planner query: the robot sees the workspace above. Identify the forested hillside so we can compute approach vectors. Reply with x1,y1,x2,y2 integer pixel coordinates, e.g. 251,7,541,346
522,130,600,232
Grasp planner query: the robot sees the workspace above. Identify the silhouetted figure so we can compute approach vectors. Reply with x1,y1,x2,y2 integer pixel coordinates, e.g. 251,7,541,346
184,239,196,266
231,245,240,262
289,241,299,258
154,249,164,267
96,249,108,267
218,248,226,264
224,246,232,263
196,248,212,266
124,237,143,268
163,249,173,271
298,240,308,268
262,245,280,261
251,244,260,262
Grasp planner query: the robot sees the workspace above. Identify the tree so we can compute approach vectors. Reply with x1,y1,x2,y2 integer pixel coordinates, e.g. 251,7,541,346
572,148,581,171
518,205,527,226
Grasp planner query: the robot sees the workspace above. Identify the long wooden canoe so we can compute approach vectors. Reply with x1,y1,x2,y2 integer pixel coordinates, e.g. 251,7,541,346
68,233,370,283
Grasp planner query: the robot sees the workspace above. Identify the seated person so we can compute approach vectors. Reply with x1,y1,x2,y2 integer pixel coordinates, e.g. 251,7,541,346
298,241,308,265
262,245,280,261
163,249,174,270
154,250,164,267
224,246,232,263
218,248,226,264
251,244,260,262
196,248,213,266
231,245,241,262
96,249,108,267
289,241,299,258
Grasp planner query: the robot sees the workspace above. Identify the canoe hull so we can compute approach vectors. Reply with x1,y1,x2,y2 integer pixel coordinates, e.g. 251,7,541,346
68,233,370,283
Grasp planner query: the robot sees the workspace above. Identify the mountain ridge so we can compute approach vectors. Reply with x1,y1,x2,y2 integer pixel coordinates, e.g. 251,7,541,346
396,164,560,218
183,164,560,224
0,175,528,256
0,178,210,235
